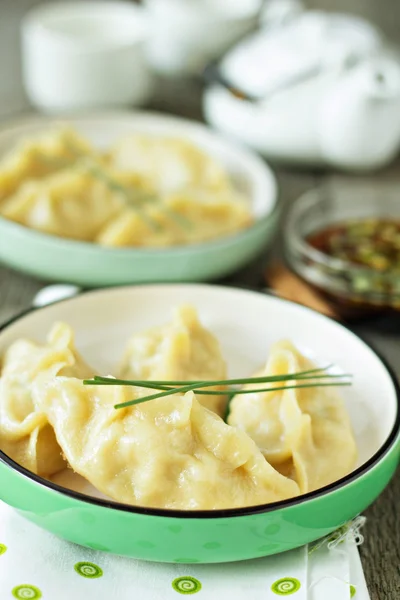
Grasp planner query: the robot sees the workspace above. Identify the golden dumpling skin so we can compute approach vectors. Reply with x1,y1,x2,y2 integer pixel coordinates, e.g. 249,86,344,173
100,134,253,248
0,128,253,247
119,305,228,417
0,322,94,476
107,135,233,195
0,128,94,206
97,188,253,248
33,380,299,510
228,341,358,494
1,166,128,241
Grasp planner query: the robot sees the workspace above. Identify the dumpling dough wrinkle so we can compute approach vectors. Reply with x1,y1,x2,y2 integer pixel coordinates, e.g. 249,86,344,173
96,188,252,248
0,128,253,248
0,322,94,476
33,379,299,510
108,135,232,195
119,305,228,417
0,128,93,206
1,167,127,241
228,341,357,493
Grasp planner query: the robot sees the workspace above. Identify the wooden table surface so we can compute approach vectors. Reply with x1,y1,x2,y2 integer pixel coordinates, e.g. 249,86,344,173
0,79,399,599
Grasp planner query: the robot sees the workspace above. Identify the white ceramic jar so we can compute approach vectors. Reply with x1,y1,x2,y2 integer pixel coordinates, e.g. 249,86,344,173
21,1,152,113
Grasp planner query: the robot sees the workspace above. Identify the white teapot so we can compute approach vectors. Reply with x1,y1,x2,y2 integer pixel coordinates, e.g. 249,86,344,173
319,56,400,170
203,10,400,170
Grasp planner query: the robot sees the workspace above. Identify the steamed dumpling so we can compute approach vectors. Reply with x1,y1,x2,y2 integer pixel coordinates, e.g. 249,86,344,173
0,128,253,248
0,322,94,476
228,341,357,493
96,207,181,247
0,128,93,206
33,379,299,509
97,188,252,247
1,166,128,241
119,305,228,417
161,188,252,243
108,135,233,195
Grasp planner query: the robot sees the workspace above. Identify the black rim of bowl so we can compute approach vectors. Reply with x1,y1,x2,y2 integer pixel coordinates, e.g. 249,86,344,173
0,285,399,519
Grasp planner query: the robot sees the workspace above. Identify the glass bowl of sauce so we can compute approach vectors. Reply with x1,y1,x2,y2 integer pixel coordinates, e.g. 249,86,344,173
284,184,400,313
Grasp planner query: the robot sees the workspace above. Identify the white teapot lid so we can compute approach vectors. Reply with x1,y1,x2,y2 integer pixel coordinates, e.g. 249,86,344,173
220,11,382,99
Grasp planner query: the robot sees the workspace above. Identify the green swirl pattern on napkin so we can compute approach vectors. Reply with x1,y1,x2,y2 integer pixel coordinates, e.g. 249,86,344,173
271,577,301,595
12,584,42,599
74,561,103,579
172,576,202,594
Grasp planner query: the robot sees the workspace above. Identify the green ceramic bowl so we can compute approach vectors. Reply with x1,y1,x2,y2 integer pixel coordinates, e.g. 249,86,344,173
0,285,398,563
0,112,278,286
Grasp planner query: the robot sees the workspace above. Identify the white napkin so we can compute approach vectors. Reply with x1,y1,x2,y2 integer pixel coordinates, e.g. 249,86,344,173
0,501,370,600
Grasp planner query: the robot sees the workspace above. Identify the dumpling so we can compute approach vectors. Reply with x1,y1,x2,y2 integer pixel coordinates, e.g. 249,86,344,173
96,205,187,248
97,188,252,247
0,322,94,476
1,165,129,241
32,378,299,509
107,135,233,195
228,341,357,493
162,188,252,243
0,128,94,206
119,305,228,417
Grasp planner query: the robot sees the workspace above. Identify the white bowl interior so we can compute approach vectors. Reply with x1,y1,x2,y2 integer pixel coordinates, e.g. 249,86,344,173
0,112,276,222
0,285,397,501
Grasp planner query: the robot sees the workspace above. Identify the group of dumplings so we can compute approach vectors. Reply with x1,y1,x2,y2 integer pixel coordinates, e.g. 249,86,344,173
0,306,357,510
0,128,252,247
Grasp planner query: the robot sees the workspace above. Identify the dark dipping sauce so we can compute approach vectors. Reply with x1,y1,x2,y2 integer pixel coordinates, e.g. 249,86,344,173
307,219,400,272
305,218,400,311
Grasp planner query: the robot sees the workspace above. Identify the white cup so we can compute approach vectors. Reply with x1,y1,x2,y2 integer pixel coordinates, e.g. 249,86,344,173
145,0,262,76
21,1,152,113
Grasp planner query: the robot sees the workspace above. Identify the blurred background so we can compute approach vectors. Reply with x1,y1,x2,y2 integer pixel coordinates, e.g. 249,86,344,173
2,0,400,117
309,0,400,40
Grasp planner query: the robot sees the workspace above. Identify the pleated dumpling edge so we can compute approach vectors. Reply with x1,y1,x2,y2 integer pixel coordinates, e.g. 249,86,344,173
0,322,95,476
228,340,358,494
118,305,228,417
32,378,300,510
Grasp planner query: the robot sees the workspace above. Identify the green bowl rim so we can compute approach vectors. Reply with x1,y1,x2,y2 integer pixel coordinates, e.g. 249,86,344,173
0,286,399,519
0,202,279,258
